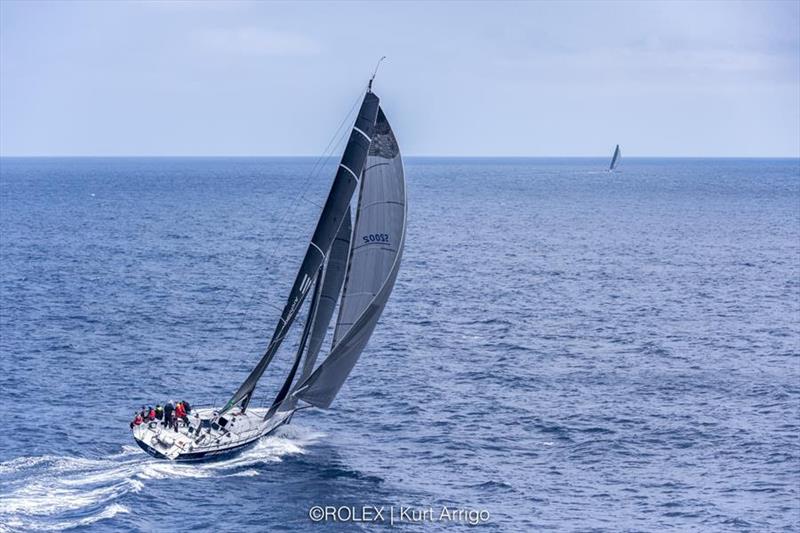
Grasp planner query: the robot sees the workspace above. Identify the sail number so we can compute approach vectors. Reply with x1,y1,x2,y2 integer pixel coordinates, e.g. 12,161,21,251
363,233,390,244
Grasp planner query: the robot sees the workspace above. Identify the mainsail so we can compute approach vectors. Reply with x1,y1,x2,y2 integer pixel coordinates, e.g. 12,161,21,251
609,144,621,171
294,106,406,408
221,91,380,414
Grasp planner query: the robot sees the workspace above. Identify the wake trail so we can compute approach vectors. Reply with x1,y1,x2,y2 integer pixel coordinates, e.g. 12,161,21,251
0,425,322,532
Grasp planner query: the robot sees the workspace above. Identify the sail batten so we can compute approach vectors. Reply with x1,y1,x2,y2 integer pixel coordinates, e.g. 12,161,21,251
295,106,406,408
221,91,380,415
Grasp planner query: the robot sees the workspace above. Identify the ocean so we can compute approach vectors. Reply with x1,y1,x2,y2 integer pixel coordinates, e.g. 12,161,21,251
0,157,798,531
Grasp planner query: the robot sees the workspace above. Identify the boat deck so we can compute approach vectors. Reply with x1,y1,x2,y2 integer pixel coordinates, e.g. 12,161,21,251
132,407,292,460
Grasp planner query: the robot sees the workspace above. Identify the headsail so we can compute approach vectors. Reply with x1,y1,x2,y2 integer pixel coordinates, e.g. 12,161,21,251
294,106,406,408
221,91,380,414
266,267,323,417
274,211,352,413
281,211,352,410
609,144,621,171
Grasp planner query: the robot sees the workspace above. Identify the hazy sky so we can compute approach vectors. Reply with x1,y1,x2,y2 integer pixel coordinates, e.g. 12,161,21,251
1,1,798,156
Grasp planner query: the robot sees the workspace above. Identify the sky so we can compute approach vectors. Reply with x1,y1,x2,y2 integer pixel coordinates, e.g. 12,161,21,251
1,0,798,157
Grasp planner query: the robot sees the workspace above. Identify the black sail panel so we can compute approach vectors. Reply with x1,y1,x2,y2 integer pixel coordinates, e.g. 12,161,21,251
306,211,352,375
295,106,406,408
283,210,352,411
221,91,379,414
266,267,322,418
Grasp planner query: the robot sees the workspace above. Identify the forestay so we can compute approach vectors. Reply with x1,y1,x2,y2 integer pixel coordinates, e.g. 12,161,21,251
295,107,406,408
221,92,380,414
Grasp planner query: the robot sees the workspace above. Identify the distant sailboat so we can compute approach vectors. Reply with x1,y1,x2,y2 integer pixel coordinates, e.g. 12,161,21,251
609,144,621,171
132,74,407,462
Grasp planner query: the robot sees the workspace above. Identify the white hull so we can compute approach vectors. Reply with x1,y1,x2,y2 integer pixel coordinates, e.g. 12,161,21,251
132,407,293,462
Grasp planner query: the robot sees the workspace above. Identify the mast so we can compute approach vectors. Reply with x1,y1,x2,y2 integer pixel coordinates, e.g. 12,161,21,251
220,89,380,415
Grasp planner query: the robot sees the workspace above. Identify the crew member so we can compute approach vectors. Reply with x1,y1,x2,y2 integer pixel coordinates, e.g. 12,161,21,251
164,401,174,428
130,412,143,430
176,401,188,428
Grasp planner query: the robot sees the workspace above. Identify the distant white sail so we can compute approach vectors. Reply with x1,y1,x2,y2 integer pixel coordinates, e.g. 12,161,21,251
609,144,621,171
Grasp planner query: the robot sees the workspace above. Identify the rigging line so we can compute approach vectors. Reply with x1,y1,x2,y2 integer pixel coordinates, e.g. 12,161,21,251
246,84,365,282
182,84,367,371
293,83,370,207
264,82,368,240
203,83,372,382
246,83,366,282
302,83,369,193
231,103,356,333
303,197,323,210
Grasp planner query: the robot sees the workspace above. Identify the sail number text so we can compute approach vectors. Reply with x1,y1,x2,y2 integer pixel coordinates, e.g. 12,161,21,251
363,233,390,244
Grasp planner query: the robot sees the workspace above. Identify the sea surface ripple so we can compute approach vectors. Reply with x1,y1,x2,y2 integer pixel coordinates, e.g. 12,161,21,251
0,157,798,531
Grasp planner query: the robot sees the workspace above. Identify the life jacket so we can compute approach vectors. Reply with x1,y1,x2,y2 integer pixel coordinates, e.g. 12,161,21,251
134,415,143,426
176,403,186,417
148,409,155,420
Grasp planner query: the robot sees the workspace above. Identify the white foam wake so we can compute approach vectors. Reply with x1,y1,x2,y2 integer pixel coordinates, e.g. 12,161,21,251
0,425,323,532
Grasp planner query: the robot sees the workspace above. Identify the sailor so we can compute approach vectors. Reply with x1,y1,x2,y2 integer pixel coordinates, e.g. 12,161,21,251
147,406,156,421
155,404,164,421
130,412,143,430
168,400,179,432
164,401,174,427
181,400,191,415
176,401,189,427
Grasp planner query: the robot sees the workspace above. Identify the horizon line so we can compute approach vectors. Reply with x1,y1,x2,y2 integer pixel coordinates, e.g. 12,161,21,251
2,154,799,160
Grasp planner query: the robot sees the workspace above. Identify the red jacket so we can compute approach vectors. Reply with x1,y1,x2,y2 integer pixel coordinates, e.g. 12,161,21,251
175,403,186,418
148,409,155,420
133,415,143,426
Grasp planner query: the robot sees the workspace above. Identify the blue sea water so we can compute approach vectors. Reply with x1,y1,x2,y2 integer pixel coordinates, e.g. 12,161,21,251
0,156,798,532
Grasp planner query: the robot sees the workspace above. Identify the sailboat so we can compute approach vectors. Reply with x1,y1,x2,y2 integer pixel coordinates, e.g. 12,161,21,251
608,144,621,171
132,77,407,462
